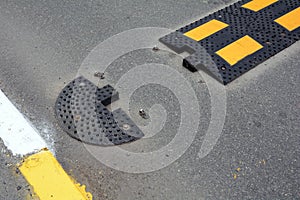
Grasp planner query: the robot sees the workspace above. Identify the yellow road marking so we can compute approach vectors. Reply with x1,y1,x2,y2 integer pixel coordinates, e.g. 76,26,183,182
215,35,263,66
19,149,93,200
184,19,228,41
274,7,300,31
242,0,278,12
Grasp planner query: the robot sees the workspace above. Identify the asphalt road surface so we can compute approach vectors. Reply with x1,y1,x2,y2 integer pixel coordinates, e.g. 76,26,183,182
0,0,299,199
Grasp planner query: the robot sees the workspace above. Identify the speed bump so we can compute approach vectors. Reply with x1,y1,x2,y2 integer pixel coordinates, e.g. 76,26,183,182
160,0,300,84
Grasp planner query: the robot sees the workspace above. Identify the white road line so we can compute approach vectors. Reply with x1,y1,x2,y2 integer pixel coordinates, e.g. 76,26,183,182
0,89,47,156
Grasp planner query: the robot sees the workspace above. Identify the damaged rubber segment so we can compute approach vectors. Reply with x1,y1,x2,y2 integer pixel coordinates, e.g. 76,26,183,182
55,76,144,146
159,0,300,84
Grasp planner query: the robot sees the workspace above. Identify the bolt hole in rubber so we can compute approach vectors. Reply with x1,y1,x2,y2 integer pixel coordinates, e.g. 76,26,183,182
159,0,300,84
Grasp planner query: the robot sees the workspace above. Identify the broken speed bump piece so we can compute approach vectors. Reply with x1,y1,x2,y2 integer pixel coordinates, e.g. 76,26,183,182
55,76,144,146
215,35,263,66
19,149,92,200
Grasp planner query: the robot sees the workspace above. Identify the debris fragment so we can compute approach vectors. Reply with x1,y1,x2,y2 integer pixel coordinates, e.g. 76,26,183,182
233,173,237,180
259,159,266,165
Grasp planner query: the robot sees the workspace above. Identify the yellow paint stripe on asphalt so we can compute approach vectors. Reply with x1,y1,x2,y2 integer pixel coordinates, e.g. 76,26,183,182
242,0,278,12
184,19,229,41
274,7,300,31
19,149,93,200
215,35,263,66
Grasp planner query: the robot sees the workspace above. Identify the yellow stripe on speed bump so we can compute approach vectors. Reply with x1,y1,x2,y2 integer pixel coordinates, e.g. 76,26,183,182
19,149,93,200
242,0,278,12
184,19,229,41
274,7,300,31
215,35,263,66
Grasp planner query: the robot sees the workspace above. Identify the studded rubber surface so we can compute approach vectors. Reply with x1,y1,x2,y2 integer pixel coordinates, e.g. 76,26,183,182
55,76,144,146
159,0,300,84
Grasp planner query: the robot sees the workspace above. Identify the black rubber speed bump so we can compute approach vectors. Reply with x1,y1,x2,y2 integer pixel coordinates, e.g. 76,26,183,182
160,0,300,84
55,76,144,146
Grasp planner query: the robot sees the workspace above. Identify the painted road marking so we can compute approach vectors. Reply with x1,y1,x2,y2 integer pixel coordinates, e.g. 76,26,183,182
275,6,300,31
184,19,229,41
0,89,93,199
215,35,263,66
0,89,47,155
19,149,93,200
242,0,278,12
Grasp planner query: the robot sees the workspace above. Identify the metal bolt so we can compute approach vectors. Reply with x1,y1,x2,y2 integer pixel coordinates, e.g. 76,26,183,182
74,115,81,121
122,124,130,130
94,72,105,79
152,46,159,51
79,82,86,87
139,109,147,118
